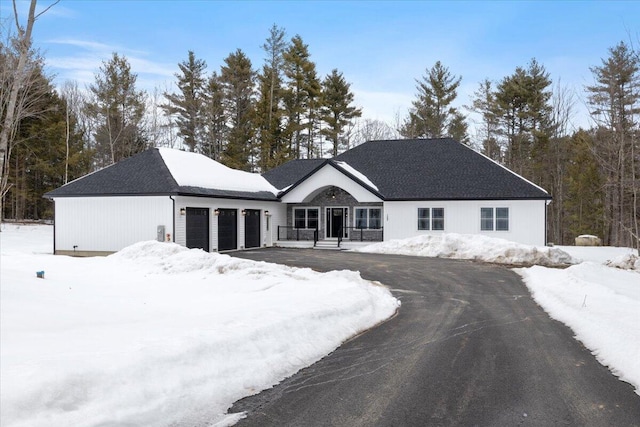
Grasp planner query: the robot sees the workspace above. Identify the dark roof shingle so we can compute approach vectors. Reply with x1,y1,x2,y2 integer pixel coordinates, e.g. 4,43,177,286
45,148,278,201
262,158,326,190
334,138,549,200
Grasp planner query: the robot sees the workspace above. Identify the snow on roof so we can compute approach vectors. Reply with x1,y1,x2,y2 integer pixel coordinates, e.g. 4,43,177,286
334,161,379,191
159,148,279,195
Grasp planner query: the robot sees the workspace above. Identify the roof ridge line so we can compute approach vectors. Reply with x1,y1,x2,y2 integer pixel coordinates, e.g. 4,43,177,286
459,142,550,196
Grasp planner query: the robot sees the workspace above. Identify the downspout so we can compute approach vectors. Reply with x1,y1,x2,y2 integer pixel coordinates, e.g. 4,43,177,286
52,199,56,254
169,196,176,242
545,199,551,246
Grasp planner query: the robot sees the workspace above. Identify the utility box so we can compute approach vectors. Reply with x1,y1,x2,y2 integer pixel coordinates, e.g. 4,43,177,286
157,225,165,242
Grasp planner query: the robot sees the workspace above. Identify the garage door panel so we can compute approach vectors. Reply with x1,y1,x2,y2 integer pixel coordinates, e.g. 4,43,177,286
218,209,237,251
186,208,209,251
244,209,261,249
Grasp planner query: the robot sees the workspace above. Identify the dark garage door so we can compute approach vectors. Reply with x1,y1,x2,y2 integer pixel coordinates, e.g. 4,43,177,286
244,209,261,249
218,209,237,251
186,207,209,252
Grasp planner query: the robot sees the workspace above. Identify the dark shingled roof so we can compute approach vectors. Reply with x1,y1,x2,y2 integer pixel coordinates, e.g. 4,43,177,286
45,148,278,201
267,138,550,201
262,158,326,190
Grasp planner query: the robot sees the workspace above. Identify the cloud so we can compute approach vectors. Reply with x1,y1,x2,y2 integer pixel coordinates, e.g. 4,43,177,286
44,38,176,89
353,89,413,124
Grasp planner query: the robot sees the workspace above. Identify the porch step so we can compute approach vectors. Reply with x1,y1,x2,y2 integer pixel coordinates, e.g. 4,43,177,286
313,240,342,250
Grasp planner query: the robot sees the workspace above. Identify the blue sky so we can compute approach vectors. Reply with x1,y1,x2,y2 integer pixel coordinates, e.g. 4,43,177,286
3,0,639,130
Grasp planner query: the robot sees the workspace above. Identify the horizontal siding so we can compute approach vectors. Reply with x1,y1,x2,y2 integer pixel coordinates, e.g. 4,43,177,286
54,196,174,252
383,199,547,246
173,197,285,251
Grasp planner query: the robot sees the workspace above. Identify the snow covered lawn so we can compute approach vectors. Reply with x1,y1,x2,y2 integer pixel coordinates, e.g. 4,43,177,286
357,233,640,395
0,224,399,427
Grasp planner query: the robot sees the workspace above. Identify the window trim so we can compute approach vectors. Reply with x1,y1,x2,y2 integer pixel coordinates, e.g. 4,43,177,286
480,207,509,232
354,207,382,229
418,207,444,231
495,207,509,231
293,207,320,229
481,207,494,231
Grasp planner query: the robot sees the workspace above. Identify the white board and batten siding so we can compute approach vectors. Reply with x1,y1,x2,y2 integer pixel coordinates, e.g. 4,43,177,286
383,199,547,247
54,196,174,254
173,196,285,251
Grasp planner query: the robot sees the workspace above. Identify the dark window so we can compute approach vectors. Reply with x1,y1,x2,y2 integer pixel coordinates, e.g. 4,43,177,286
496,207,509,231
418,208,444,231
354,208,382,229
294,208,319,229
369,208,382,229
294,209,306,229
355,208,367,229
432,208,444,230
307,209,319,229
418,208,430,230
481,208,494,231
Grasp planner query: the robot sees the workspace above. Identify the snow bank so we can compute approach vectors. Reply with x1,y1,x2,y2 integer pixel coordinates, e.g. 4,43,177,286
355,233,577,266
1,225,399,427
558,245,637,265
518,263,640,395
605,253,640,271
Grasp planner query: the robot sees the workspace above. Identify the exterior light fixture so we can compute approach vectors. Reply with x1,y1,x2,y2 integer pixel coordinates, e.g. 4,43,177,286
241,209,247,216
179,208,186,216
214,209,220,216
264,210,270,216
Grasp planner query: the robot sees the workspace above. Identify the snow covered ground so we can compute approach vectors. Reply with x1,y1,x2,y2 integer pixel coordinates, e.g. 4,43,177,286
356,233,640,396
0,224,399,427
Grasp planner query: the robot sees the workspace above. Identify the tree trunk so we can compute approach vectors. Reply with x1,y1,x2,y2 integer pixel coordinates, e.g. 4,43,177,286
0,0,38,223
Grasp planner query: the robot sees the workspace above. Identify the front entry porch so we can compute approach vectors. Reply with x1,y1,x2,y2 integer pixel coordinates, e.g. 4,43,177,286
277,186,384,248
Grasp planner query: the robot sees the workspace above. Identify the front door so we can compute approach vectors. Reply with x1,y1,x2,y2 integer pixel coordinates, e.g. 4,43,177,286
326,208,347,239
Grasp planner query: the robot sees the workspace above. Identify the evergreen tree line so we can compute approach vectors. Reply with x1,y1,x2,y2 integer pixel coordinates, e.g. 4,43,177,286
81,25,367,173
461,43,639,250
1,3,638,251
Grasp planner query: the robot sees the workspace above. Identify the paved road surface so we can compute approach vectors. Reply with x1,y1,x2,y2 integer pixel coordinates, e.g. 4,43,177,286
229,248,640,426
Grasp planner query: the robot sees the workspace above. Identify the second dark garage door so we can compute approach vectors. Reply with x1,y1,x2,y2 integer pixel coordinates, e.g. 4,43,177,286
244,209,261,249
218,209,238,251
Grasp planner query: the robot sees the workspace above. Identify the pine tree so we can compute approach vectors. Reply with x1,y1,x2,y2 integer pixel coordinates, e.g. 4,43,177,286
261,24,287,143
586,42,640,248
220,49,255,171
319,69,362,157
255,65,288,171
255,25,289,171
282,35,320,159
201,72,226,161
401,61,467,141
468,79,501,160
87,53,147,167
162,51,207,152
494,59,552,177
565,130,605,240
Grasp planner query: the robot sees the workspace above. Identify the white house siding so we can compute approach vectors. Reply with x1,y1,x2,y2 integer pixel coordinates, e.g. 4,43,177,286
54,196,174,254
173,196,285,251
280,164,382,204
383,199,547,247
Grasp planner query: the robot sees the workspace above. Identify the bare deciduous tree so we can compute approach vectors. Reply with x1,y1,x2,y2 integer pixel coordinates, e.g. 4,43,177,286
0,0,59,222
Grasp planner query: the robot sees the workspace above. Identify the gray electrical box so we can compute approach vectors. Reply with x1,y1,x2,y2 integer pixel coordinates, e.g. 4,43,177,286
157,225,165,242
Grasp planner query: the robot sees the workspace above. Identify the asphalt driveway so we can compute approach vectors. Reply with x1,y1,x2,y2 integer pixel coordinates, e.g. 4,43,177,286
229,248,640,426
